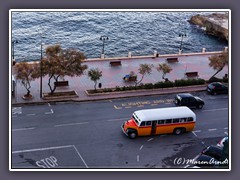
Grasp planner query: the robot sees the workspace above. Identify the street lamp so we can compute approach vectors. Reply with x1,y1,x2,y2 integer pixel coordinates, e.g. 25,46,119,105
100,35,108,58
12,40,19,60
179,33,187,51
40,38,44,98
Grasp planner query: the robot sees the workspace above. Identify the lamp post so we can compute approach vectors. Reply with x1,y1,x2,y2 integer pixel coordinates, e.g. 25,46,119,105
179,33,187,51
12,40,19,60
40,39,44,98
100,35,108,58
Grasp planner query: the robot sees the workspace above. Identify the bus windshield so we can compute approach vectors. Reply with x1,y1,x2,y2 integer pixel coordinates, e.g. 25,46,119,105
132,113,140,125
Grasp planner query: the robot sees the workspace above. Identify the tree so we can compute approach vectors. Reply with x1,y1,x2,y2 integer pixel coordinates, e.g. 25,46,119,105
41,44,88,94
14,62,39,98
135,63,153,86
88,68,103,91
156,63,172,80
208,52,228,80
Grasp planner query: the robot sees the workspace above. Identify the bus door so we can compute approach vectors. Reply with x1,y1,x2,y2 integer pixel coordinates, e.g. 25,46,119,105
151,120,157,135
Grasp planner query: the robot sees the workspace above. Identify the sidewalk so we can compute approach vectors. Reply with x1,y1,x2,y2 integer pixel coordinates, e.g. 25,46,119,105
11,52,228,105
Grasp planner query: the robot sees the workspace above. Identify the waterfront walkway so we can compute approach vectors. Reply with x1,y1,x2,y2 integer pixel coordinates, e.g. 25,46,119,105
11,51,228,105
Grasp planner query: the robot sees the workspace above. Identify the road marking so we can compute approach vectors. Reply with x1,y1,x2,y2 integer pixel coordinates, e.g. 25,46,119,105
165,103,171,104
113,105,122,110
26,114,36,116
192,131,198,137
107,118,128,122
45,109,54,114
54,122,89,127
137,155,140,162
12,116,18,118
137,105,144,107
12,107,22,115
12,145,73,154
139,145,143,151
73,145,88,168
224,131,228,136
224,127,228,130
48,103,51,107
147,138,154,142
150,104,158,106
203,108,228,112
125,106,132,108
193,130,201,133
12,127,35,132
208,128,217,131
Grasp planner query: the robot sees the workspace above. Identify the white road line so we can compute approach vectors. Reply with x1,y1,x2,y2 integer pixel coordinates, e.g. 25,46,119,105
48,103,51,107
12,145,73,154
203,108,228,112
224,127,228,130
113,105,122,110
107,118,128,122
192,131,198,137
147,138,154,142
45,109,54,114
150,104,158,106
125,106,132,108
139,145,143,151
26,114,36,116
12,127,35,132
137,105,144,107
193,130,201,133
73,145,88,168
208,128,217,131
224,131,228,136
54,122,89,127
137,155,140,162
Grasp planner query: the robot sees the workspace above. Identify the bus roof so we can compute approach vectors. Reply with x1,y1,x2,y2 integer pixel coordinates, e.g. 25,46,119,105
133,106,196,122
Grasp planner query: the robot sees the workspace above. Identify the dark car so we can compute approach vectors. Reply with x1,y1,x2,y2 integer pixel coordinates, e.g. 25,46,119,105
174,93,205,109
201,145,223,161
207,82,228,95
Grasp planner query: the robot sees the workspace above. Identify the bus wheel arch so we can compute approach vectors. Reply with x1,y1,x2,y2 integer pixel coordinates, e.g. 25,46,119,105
174,128,186,135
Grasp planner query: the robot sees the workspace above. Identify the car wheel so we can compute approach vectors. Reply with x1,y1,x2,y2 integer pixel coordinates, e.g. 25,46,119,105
174,128,183,135
197,104,203,109
129,131,137,139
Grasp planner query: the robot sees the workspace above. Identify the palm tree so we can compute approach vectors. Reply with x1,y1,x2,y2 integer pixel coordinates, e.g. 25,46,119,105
156,63,172,80
208,52,228,80
88,68,103,91
135,63,153,86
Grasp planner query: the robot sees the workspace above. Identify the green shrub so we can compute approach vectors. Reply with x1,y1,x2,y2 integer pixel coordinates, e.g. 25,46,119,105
144,83,154,89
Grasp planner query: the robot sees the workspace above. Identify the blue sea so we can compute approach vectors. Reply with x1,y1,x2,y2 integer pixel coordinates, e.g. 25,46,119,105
11,11,228,62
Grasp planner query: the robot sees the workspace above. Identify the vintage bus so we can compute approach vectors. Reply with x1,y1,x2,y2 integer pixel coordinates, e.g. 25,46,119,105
121,106,196,139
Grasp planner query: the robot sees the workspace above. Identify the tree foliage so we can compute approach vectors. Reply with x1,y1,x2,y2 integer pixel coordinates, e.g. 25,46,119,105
14,62,39,97
41,44,88,94
136,63,153,86
156,63,172,80
208,52,228,80
88,68,103,91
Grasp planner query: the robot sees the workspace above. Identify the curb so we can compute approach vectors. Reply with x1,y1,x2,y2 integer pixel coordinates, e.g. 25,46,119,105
12,85,207,106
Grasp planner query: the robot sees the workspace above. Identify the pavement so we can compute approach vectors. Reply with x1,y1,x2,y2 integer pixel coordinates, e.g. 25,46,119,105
11,51,228,105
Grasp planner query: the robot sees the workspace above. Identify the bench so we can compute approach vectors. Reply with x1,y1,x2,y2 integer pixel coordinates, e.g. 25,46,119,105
54,81,69,87
185,72,198,77
110,61,122,66
166,57,178,63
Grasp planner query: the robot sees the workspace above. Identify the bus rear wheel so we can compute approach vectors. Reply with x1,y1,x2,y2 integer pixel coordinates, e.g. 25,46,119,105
174,128,184,135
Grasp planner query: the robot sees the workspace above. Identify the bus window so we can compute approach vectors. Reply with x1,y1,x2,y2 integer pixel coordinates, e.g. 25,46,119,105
179,118,186,123
146,121,152,126
158,120,164,124
165,119,172,124
140,122,146,126
186,117,194,122
172,118,180,123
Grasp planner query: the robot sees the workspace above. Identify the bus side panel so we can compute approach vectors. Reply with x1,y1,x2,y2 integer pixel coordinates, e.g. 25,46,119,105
137,126,152,136
156,122,195,135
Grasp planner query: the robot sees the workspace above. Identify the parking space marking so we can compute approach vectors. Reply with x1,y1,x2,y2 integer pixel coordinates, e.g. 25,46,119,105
45,109,54,114
147,138,154,142
73,145,88,168
26,114,36,116
12,127,35,132
137,155,140,162
208,128,217,131
224,131,228,136
54,122,89,127
192,131,198,137
139,145,143,151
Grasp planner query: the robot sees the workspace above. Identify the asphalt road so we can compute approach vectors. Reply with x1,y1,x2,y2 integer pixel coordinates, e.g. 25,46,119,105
11,91,229,169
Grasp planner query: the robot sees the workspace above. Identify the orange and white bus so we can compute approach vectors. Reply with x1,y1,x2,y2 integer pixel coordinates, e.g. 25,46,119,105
121,106,196,139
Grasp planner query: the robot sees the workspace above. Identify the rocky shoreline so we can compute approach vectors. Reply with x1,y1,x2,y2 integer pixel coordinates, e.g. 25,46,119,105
189,13,228,41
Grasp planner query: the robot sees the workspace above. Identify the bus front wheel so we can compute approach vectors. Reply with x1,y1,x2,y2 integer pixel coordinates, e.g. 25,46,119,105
129,131,137,139
174,128,184,135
